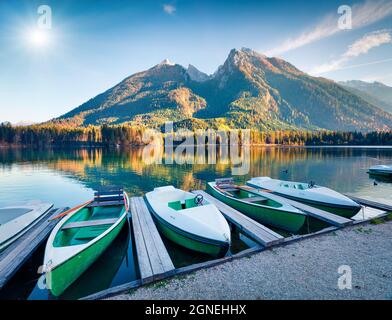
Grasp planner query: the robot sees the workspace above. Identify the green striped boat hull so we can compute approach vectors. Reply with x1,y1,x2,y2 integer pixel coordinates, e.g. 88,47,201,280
301,201,360,219
207,184,305,233
46,217,126,297
266,193,360,219
150,210,228,258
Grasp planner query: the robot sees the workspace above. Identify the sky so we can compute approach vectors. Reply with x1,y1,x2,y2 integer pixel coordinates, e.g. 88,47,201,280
0,0,391,123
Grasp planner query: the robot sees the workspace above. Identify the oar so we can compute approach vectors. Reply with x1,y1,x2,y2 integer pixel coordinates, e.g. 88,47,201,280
49,200,93,221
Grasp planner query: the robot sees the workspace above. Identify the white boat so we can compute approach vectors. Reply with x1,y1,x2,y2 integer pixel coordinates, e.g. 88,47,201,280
145,186,231,257
246,177,361,218
368,165,392,177
0,201,53,251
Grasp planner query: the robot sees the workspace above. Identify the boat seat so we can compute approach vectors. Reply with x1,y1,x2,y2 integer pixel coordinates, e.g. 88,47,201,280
73,226,108,240
62,218,118,230
242,196,268,203
215,178,234,185
220,188,238,192
87,200,124,207
185,198,198,209
168,200,182,211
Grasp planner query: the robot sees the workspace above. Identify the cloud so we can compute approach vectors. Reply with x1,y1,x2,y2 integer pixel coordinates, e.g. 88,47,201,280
311,30,392,74
163,4,176,15
266,0,392,56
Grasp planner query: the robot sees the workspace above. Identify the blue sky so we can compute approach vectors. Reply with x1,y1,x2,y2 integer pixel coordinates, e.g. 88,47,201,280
0,0,391,123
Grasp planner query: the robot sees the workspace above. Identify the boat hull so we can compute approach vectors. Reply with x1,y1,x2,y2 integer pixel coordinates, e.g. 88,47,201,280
368,169,392,177
148,205,229,257
254,190,360,219
207,184,305,233
246,180,361,219
0,203,53,251
46,216,126,297
297,199,360,218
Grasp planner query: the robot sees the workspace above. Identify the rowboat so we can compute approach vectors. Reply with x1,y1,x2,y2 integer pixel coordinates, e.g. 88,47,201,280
43,187,129,297
368,164,392,177
145,186,231,257
59,225,130,300
0,201,53,251
247,177,361,218
207,179,306,233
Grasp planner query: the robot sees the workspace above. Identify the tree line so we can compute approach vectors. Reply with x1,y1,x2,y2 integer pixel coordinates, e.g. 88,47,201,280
1,122,391,146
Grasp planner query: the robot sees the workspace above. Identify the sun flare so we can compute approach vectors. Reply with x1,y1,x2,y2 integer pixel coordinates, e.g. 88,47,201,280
28,29,50,47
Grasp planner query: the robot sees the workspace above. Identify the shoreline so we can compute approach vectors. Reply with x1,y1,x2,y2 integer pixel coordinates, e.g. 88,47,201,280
1,143,392,149
110,220,392,300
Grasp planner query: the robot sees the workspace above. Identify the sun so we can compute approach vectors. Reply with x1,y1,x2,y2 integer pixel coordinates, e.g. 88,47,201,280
28,29,50,47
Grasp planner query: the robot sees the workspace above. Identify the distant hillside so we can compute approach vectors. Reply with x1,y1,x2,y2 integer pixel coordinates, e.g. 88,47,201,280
53,48,392,131
339,80,392,114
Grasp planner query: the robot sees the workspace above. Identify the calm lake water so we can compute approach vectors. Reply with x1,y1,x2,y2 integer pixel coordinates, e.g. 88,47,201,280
0,146,391,299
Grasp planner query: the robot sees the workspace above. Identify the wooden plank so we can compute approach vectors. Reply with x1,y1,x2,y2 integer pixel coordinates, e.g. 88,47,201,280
286,200,352,227
345,195,392,212
136,198,175,274
134,198,165,276
88,200,124,207
0,207,67,290
130,197,175,284
81,279,142,300
192,190,284,247
62,218,118,230
94,191,123,197
130,199,154,283
251,191,353,227
92,196,124,202
215,178,234,184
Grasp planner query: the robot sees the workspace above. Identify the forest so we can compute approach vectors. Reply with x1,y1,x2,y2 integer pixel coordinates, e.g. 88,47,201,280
1,122,391,147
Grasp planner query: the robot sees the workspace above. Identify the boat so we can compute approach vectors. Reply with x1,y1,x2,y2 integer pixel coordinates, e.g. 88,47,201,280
246,177,361,218
145,186,231,257
207,178,306,233
0,201,53,251
59,225,130,300
368,164,392,177
43,187,129,297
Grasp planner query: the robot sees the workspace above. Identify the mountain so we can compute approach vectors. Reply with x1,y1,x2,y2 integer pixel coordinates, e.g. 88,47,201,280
54,48,392,131
186,64,211,82
339,80,392,114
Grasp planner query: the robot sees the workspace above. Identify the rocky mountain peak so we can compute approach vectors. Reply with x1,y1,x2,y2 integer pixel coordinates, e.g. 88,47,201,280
56,48,392,131
158,58,175,66
187,64,210,82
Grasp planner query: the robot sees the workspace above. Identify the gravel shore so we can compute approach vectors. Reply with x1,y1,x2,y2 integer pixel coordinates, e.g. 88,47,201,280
111,221,392,300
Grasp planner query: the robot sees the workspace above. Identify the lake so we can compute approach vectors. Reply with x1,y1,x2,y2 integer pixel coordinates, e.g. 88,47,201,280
0,146,391,299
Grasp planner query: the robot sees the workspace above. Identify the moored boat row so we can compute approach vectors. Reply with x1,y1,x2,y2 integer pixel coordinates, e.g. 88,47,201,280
1,175,364,298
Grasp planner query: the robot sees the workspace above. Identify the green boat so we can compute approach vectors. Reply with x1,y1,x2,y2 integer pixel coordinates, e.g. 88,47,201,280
207,179,306,233
145,186,231,257
43,187,129,297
